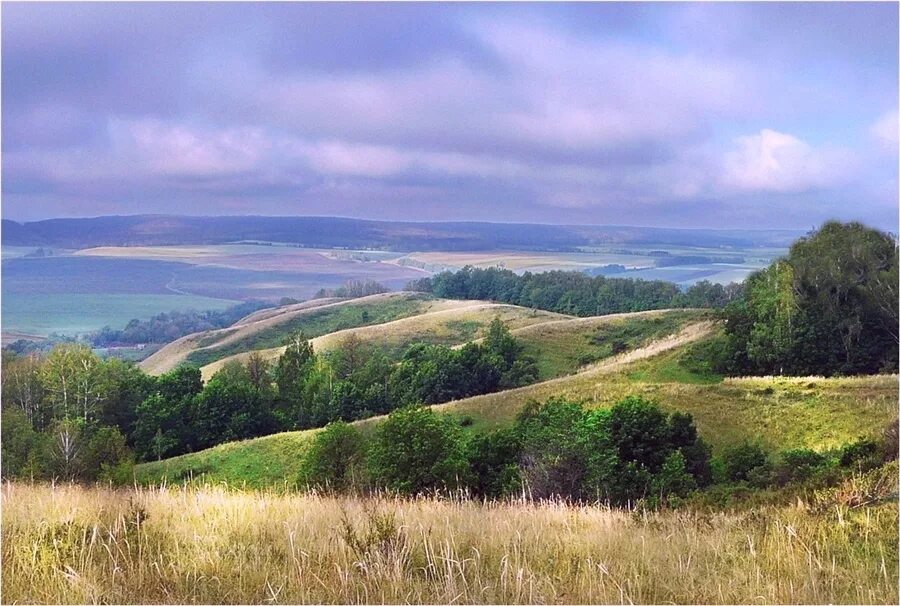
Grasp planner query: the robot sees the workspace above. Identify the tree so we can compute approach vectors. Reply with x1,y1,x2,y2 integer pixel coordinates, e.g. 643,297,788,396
367,406,468,494
275,331,316,425
42,344,112,423
300,421,366,491
2,352,46,429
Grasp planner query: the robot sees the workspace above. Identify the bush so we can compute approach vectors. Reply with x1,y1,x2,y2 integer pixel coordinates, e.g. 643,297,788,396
514,398,614,501
465,428,522,499
301,421,366,492
839,437,880,470
723,442,771,484
367,406,468,495
773,448,829,486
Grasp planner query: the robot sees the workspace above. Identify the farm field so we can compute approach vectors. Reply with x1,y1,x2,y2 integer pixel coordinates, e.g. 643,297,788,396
3,481,896,605
0,293,237,337
0,246,425,338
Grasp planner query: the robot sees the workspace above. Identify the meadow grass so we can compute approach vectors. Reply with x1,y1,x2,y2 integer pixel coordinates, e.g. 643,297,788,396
3,481,896,604
515,309,709,380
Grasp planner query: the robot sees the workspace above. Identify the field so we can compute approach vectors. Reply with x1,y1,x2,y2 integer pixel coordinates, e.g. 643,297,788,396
0,293,237,337
0,246,425,338
1,239,786,339
3,481,896,604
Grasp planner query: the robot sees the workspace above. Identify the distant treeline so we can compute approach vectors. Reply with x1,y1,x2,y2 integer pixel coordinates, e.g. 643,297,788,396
313,279,388,299
407,268,742,315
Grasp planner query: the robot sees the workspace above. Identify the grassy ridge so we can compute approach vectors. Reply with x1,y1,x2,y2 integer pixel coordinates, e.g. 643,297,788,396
4,481,896,604
184,294,438,367
514,309,710,380
198,302,567,380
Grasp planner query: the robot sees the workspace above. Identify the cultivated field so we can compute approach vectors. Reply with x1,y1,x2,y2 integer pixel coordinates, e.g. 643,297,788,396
3,481,896,604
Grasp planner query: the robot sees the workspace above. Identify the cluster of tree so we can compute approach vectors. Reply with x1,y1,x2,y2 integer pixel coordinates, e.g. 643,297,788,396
407,267,742,316
302,398,899,507
301,396,713,506
268,318,537,432
90,300,273,346
313,280,388,299
719,222,898,376
1,347,151,480
1,319,538,472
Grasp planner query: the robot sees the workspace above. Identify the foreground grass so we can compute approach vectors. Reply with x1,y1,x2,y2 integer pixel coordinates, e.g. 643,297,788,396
3,482,896,604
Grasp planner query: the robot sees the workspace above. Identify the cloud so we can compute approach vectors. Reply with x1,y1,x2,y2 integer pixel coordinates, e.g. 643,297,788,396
720,129,857,193
870,110,899,152
1,3,897,229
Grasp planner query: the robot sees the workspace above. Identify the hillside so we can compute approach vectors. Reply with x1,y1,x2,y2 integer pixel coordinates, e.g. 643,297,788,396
139,292,450,375
135,316,898,488
198,302,570,380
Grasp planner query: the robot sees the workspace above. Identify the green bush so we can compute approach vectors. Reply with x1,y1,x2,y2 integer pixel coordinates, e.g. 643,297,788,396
840,437,880,469
723,442,771,485
465,428,522,498
773,448,829,486
367,406,468,495
301,421,367,492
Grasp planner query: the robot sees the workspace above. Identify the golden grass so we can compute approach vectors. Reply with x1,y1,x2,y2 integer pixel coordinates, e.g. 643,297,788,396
3,481,896,604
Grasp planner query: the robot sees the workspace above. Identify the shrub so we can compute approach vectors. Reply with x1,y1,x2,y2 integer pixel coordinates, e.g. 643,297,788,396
367,406,468,494
514,398,611,500
465,428,522,499
651,450,697,501
723,442,771,484
839,437,879,470
773,448,828,486
301,421,366,492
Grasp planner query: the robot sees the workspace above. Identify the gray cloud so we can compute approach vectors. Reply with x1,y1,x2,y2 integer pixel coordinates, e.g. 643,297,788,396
2,2,897,229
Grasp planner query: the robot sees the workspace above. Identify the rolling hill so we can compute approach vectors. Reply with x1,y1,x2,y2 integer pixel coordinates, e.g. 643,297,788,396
134,308,898,488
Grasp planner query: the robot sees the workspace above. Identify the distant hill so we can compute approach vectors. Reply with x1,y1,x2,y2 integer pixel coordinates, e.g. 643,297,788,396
1,215,803,251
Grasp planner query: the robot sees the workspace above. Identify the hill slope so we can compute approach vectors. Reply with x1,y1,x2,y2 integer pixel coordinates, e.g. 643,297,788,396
134,315,898,488
139,292,453,375
199,302,570,380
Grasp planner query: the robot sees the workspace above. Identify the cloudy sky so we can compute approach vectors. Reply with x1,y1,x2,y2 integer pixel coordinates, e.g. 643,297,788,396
2,2,897,228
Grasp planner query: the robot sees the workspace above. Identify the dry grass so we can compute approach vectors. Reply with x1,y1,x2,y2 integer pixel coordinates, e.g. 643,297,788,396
3,482,896,604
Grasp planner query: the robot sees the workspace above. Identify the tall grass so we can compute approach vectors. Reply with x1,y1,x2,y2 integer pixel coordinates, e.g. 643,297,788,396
3,481,897,604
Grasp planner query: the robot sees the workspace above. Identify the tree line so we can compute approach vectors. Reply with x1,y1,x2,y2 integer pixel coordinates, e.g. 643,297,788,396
1,319,538,478
407,268,742,316
300,396,897,507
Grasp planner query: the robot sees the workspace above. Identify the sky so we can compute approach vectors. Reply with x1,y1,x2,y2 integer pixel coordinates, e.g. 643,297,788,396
2,1,898,229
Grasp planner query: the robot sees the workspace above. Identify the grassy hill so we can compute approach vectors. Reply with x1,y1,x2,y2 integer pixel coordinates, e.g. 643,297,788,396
135,313,898,488
139,292,450,375
199,302,569,380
